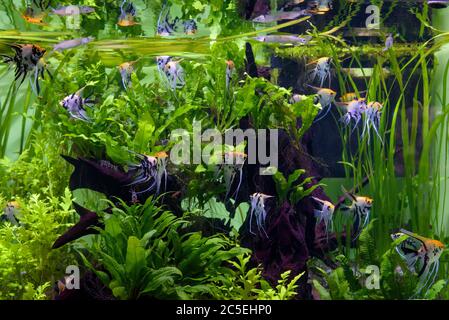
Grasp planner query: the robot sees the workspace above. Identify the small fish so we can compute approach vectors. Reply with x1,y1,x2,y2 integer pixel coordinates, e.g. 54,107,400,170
337,98,366,130
156,55,172,73
126,153,158,194
223,151,247,200
163,60,185,90
307,57,332,88
1,43,50,94
312,197,335,237
22,7,46,25
60,87,95,122
254,34,312,45
383,33,394,52
53,37,94,52
2,201,20,226
249,193,274,238
391,229,445,297
157,1,179,36
225,60,235,91
117,0,139,27
118,59,139,90
309,86,336,122
154,151,169,195
51,5,95,16
252,9,310,23
340,187,373,240
183,19,198,35
362,101,384,142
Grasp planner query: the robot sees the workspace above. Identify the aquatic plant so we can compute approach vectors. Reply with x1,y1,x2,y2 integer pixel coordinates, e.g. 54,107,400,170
0,188,76,300
76,197,300,299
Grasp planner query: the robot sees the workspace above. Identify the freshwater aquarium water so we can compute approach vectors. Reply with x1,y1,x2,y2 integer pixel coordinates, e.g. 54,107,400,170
1,0,449,303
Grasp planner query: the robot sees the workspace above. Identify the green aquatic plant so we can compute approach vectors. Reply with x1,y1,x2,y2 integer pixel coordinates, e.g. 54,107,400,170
77,198,251,299
214,254,303,300
0,188,76,300
273,168,322,205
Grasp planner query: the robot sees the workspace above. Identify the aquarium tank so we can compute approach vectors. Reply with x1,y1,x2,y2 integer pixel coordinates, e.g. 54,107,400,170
1,0,449,303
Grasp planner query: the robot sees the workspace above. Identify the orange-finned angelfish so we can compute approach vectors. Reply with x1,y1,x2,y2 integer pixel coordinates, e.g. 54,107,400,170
307,85,336,122
340,186,373,240
2,201,20,225
391,229,445,298
118,58,140,90
117,0,139,27
249,193,274,238
0,43,50,95
154,151,169,195
22,7,47,25
126,151,168,196
126,153,158,195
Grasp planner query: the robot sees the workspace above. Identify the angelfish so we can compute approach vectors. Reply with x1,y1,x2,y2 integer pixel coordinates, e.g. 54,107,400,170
340,186,373,240
163,60,185,90
157,1,179,36
391,229,445,297
117,0,139,26
2,201,20,226
309,86,336,122
312,197,334,237
53,37,94,52
223,151,247,200
0,43,50,95
249,193,274,238
60,87,95,122
118,59,139,90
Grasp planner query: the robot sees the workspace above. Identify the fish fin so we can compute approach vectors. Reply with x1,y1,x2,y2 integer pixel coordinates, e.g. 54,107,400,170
52,212,100,249
60,154,79,167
